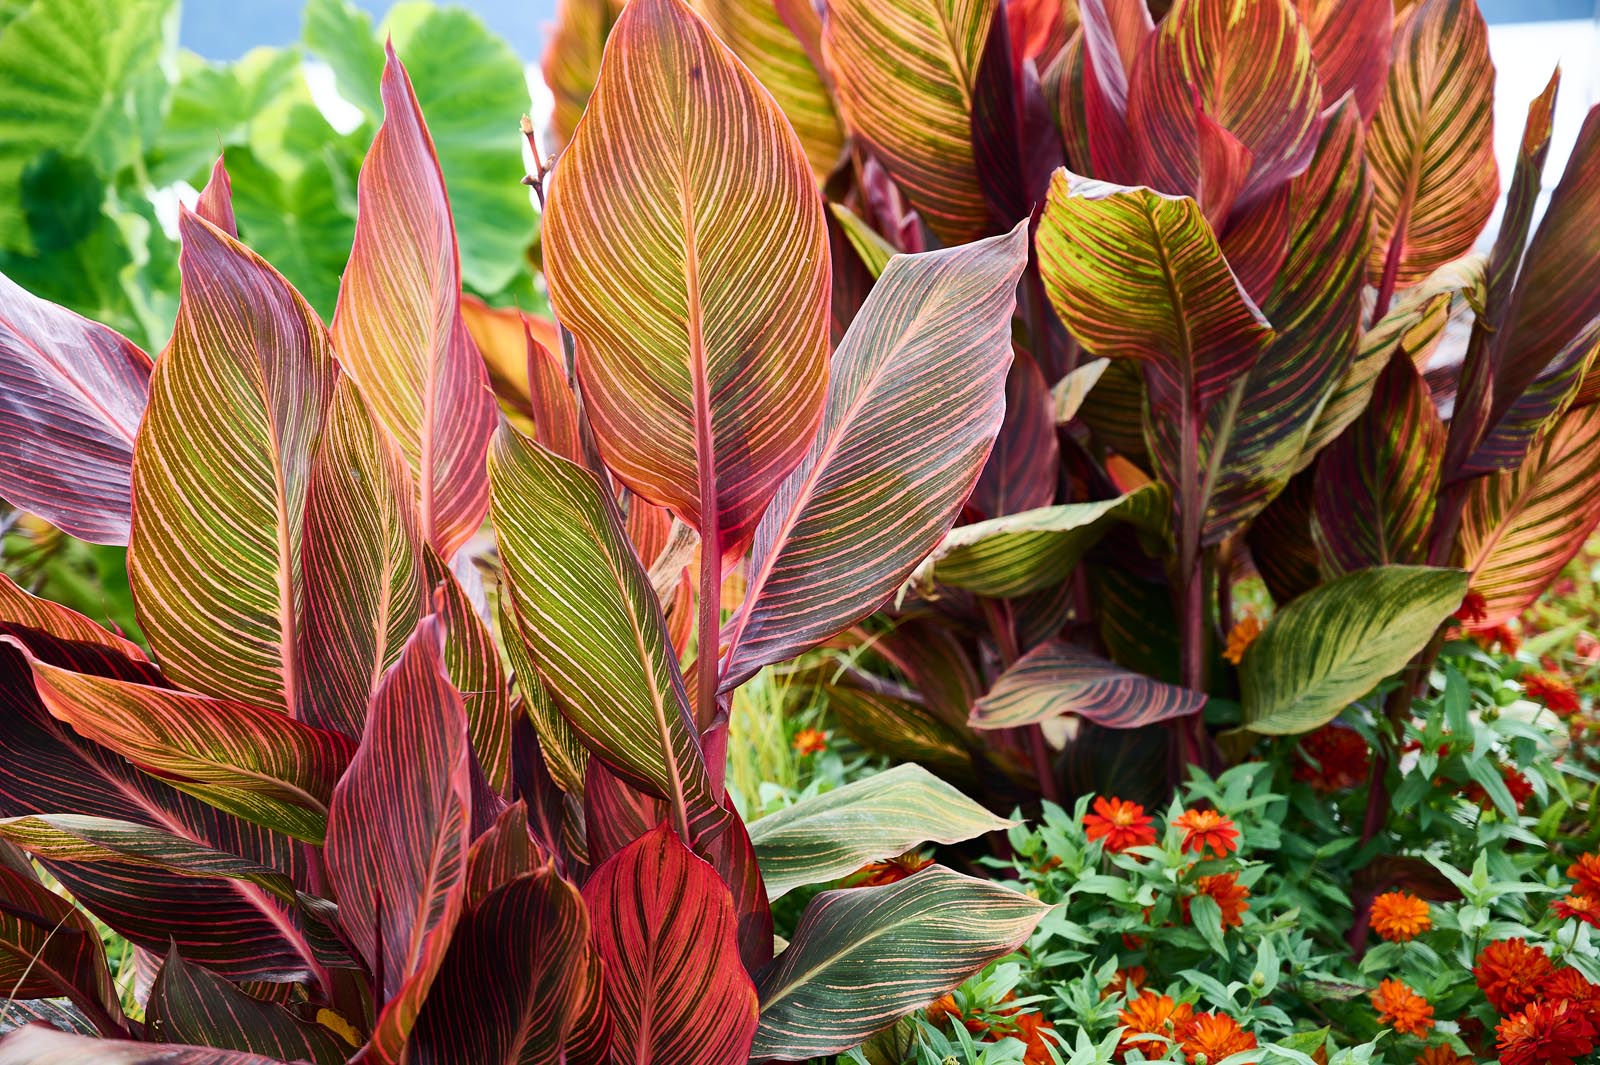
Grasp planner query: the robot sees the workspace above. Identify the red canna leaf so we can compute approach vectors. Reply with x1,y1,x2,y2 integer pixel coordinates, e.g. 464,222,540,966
194,155,237,237
0,855,125,1037
970,638,1207,730
324,615,470,1060
0,573,145,661
0,271,151,544
971,348,1059,520
330,46,497,559
1076,0,1152,184
583,824,758,1064
0,1026,293,1064
1295,0,1392,120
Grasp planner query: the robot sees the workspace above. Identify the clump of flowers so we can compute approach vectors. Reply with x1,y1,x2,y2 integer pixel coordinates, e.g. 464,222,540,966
1369,890,1431,942
1171,808,1239,858
1082,796,1157,853
1118,990,1194,1059
1569,852,1600,896
1180,1012,1257,1063
1292,724,1371,792
1372,978,1434,1037
1551,891,1600,928
1184,872,1250,929
1495,1000,1597,1065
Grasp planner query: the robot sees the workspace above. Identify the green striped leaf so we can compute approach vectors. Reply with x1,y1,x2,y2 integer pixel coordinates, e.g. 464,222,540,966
0,858,124,1038
970,638,1206,730
1239,565,1468,735
823,681,977,783
1037,171,1272,425
0,572,146,661
752,867,1050,1059
329,47,496,559
696,0,844,181
543,0,830,560
1295,0,1391,119
719,228,1029,692
9,652,353,843
1127,0,1323,213
0,1027,289,1065
324,616,470,1061
584,824,757,1063
908,484,1170,599
1053,358,1110,424
409,868,610,1065
0,271,152,544
146,947,348,1065
828,203,896,281
489,427,725,843
1366,0,1497,293
822,0,998,244
748,764,1012,900
1458,404,1600,626
1201,99,1372,545
499,593,588,798
541,0,625,152
128,210,336,714
1312,354,1443,576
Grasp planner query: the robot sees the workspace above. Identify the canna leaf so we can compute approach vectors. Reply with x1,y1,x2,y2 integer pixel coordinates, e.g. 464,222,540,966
13,653,355,844
0,270,151,544
542,0,626,153
909,484,1170,599
0,572,145,661
409,868,611,1065
752,867,1051,1059
1295,0,1392,119
1239,565,1468,735
324,616,470,1060
828,203,896,281
489,427,726,842
719,228,1029,692
1037,171,1272,425
1366,0,1497,291
584,824,757,1064
1312,354,1443,576
821,681,977,783
1458,404,1600,626
128,210,336,715
459,296,550,437
822,0,998,244
543,0,830,560
971,349,1058,519
970,638,1207,730
146,947,349,1065
1053,358,1110,424
0,857,124,1037
329,47,497,559
194,155,238,238
0,1027,290,1065
748,764,1013,899
1073,0,1152,184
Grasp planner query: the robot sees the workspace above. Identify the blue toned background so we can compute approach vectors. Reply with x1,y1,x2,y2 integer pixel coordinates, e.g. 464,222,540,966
185,0,558,59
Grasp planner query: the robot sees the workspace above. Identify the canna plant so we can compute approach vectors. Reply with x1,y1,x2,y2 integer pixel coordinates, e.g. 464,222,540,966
538,0,1600,810
0,2,1057,1060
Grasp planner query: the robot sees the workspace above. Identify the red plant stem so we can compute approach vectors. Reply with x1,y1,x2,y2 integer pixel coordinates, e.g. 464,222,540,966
982,598,1060,804
1372,219,1407,322
1178,405,1206,695
697,534,723,739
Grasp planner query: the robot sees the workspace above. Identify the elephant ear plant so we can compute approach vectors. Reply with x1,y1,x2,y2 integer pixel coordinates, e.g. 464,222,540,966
0,2,1049,1060
531,0,1600,811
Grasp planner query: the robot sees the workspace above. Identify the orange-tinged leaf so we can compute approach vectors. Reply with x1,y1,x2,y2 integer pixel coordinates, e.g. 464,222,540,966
0,572,145,661
544,0,830,561
822,0,999,244
330,47,497,558
1295,0,1392,119
460,295,549,436
129,210,336,715
542,0,627,153
195,155,237,237
1366,0,1497,291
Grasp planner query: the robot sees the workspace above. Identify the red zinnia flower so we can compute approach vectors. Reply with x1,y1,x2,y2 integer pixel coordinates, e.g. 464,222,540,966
1454,592,1488,624
791,727,828,755
1553,892,1600,928
1544,967,1600,1020
1372,979,1434,1037
1083,796,1157,853
1569,852,1600,897
1292,724,1371,792
1476,939,1554,1014
1172,808,1240,858
1471,622,1521,654
1184,872,1250,929
1524,672,1582,717
1463,763,1535,811
854,851,933,887
1496,1000,1597,1065
1179,1012,1257,1064
1369,891,1432,942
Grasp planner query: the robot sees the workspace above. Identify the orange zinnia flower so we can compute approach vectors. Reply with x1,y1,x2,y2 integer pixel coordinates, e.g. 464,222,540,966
1369,891,1432,942
1180,1013,1257,1064
1553,892,1600,928
1185,872,1250,929
791,727,827,755
1543,967,1600,1019
996,1010,1056,1065
1524,672,1582,717
1101,965,1147,1000
1476,939,1554,1014
1569,852,1600,897
1223,614,1262,665
1454,592,1488,624
1292,724,1371,792
1172,808,1240,858
1413,1046,1472,1065
1118,990,1195,1059
1083,796,1157,853
1372,979,1434,1037
1496,1000,1597,1065
854,851,933,887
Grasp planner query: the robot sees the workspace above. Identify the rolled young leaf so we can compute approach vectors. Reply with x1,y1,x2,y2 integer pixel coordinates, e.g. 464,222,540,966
330,46,497,559
1239,565,1468,735
752,866,1051,1059
719,227,1029,692
748,764,1014,899
543,0,830,561
0,270,151,544
584,824,757,1064
128,209,336,715
970,638,1207,730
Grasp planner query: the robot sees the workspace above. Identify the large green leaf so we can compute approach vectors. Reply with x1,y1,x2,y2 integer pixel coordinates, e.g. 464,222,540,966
302,0,535,295
223,145,355,321
1239,565,1468,735
747,764,1013,899
753,867,1050,1059
150,47,302,187
719,227,1029,692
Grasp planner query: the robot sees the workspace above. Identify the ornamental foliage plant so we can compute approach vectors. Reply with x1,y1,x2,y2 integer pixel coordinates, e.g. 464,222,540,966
0,3,1064,1059
563,0,1600,815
